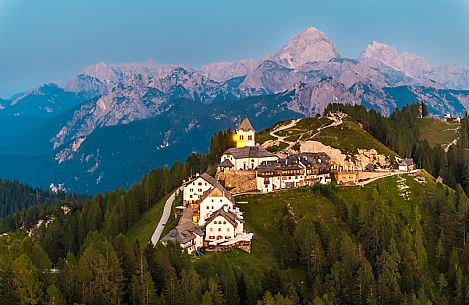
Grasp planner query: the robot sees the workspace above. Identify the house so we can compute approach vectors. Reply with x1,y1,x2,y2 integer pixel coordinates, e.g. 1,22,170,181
219,116,279,171
255,152,332,192
334,171,358,185
160,222,204,254
399,158,415,172
220,146,278,171
203,207,244,243
197,186,235,226
203,207,253,252
444,113,461,123
183,172,224,205
256,162,305,192
234,117,256,148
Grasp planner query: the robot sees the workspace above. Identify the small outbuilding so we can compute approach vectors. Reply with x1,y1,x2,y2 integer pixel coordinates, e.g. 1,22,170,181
399,158,415,172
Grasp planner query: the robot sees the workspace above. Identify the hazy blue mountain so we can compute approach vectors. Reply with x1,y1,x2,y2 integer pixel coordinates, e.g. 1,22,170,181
1,26,469,194
0,94,301,193
0,84,89,141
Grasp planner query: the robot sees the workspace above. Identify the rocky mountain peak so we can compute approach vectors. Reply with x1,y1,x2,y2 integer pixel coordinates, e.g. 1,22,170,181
271,27,340,70
358,41,432,78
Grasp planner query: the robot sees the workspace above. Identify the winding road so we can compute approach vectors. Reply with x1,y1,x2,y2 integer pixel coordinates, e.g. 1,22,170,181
150,187,182,246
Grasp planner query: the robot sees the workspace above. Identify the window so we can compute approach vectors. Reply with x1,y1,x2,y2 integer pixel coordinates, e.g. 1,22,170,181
189,195,192,198
210,228,213,232
220,199,222,202
198,182,202,186
211,199,214,202
227,228,230,232
209,236,215,239
248,135,252,141
205,182,207,186
240,135,244,140
223,221,226,224
218,228,222,232
225,236,231,239
198,189,202,192
190,188,193,192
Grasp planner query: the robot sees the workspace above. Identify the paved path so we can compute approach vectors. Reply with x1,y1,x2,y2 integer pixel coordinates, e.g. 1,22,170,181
151,187,182,246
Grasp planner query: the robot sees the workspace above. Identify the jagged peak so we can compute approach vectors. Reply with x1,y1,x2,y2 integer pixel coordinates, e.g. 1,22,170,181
271,27,340,70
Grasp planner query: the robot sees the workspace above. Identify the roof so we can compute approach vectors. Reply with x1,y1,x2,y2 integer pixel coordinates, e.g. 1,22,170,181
204,207,243,228
161,222,204,244
223,146,277,159
198,186,234,205
237,117,254,132
399,158,414,166
219,159,234,168
200,173,226,190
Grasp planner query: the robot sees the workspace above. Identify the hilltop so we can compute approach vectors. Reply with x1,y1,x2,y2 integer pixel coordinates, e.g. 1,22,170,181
256,112,399,169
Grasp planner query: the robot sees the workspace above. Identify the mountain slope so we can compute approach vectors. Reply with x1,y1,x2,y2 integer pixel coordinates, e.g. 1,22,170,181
0,95,302,193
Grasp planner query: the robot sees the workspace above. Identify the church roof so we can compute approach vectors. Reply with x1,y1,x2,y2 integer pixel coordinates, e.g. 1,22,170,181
223,146,277,159
237,117,254,132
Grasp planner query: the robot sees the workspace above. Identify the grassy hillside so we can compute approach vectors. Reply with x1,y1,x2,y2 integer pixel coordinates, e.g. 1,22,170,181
126,191,183,245
194,171,455,302
416,117,459,148
257,114,399,159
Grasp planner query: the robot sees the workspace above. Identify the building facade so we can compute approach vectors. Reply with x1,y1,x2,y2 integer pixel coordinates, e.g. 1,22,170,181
183,173,224,205
234,117,256,148
256,153,332,192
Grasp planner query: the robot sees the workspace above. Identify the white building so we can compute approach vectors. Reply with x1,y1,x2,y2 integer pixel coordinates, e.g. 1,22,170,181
198,187,235,226
220,146,278,171
255,153,332,193
183,173,222,205
160,222,204,254
219,116,278,171
399,158,416,172
204,207,244,243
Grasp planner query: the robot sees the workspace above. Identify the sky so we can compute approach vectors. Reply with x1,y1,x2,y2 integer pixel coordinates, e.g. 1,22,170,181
0,0,468,98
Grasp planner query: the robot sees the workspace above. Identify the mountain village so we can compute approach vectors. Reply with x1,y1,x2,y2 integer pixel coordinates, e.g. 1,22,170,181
160,116,418,254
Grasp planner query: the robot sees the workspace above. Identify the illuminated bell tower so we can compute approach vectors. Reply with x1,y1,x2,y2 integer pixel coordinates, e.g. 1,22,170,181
235,117,255,148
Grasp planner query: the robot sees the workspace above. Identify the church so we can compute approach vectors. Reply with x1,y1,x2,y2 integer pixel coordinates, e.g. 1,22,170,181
219,117,278,171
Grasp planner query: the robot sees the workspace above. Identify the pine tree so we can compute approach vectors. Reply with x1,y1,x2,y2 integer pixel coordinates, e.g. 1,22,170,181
45,285,65,305
162,267,184,305
12,254,44,305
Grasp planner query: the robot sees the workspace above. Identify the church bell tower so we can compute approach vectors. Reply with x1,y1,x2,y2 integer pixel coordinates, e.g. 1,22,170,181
234,117,255,148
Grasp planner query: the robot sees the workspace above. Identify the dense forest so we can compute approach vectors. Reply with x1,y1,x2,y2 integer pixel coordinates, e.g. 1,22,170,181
0,179,73,218
1,107,469,304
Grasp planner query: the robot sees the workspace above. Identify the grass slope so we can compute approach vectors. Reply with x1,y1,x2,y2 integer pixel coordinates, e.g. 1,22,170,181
416,117,459,148
127,191,183,245
194,171,446,291
257,115,398,159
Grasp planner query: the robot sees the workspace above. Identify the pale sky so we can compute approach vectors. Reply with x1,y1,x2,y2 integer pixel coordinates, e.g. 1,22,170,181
0,0,468,97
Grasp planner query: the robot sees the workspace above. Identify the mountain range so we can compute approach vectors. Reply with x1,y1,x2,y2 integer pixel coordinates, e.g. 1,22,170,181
1,27,468,194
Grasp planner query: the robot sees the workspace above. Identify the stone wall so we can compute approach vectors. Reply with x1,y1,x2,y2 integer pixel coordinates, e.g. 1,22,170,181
216,170,257,194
